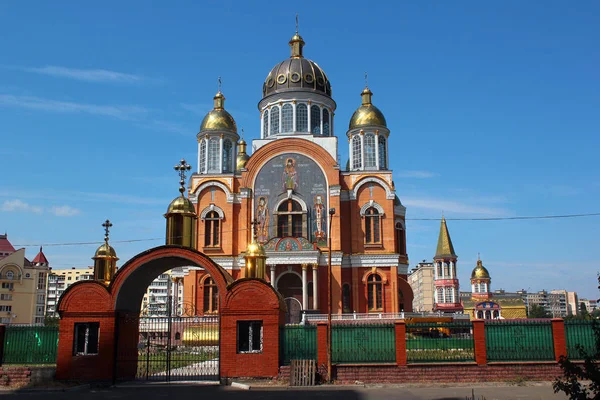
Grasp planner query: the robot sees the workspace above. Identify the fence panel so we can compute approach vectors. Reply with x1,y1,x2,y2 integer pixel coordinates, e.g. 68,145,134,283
280,325,317,365
332,323,395,364
485,320,554,361
565,320,597,359
3,325,59,364
406,322,474,363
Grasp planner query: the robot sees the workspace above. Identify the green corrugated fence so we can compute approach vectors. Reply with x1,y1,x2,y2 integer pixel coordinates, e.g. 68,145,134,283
3,325,59,364
406,322,474,363
332,323,395,364
280,325,317,365
485,320,554,361
565,320,597,359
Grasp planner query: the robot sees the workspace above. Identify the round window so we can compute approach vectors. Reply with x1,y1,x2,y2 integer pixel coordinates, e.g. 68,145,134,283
25,273,31,278
277,74,287,84
304,73,314,84
6,271,14,280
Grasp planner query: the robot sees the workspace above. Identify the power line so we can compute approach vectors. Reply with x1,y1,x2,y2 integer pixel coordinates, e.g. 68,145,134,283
11,212,600,247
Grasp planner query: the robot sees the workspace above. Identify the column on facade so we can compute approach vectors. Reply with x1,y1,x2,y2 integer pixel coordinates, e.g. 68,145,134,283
292,102,297,132
260,112,264,139
307,102,311,134
270,266,276,288
301,264,308,310
219,135,224,172
319,106,323,135
312,264,318,310
267,107,271,137
197,139,202,174
360,132,365,170
278,105,283,133
348,137,353,169
375,130,380,168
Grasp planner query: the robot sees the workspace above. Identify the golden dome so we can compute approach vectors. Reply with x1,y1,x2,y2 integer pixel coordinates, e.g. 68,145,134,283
471,259,491,279
348,88,387,130
94,242,117,258
236,139,249,170
199,92,237,133
245,241,266,257
166,196,196,215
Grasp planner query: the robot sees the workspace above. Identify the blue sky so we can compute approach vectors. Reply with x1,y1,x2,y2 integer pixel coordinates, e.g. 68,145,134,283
1,1,599,299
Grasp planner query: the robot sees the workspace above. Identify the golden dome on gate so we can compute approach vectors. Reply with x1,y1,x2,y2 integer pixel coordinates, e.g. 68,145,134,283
200,91,238,134
94,242,117,258
349,88,387,130
166,196,196,215
471,259,491,279
245,241,266,257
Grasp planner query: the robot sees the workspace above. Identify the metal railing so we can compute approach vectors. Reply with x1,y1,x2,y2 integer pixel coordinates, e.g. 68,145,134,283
565,320,597,359
332,322,395,364
485,319,555,361
280,325,317,365
3,325,59,364
304,312,470,323
406,321,474,363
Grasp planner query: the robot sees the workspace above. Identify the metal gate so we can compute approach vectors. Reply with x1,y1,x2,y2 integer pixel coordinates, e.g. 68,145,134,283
116,315,219,381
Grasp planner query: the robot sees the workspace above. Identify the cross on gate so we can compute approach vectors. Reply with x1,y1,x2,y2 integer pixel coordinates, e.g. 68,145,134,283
102,219,112,242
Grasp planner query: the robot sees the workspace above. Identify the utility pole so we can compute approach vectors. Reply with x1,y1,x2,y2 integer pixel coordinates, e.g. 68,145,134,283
327,207,335,382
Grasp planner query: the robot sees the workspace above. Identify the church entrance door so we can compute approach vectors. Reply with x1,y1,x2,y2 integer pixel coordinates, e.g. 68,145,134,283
277,272,303,324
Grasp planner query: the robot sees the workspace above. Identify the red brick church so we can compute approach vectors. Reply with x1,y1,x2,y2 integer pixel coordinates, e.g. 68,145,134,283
182,30,412,318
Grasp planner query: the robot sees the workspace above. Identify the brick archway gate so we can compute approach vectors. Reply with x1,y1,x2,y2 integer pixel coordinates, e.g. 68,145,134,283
56,245,285,383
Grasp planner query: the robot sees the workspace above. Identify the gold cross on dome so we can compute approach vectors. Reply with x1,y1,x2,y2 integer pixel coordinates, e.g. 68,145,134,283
102,219,113,242
174,159,192,194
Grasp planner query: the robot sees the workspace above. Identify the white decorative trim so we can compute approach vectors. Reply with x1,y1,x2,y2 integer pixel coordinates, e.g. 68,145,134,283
272,195,308,213
200,204,225,219
348,254,404,268
239,188,252,199
359,200,385,216
329,185,341,197
193,180,235,203
350,176,395,200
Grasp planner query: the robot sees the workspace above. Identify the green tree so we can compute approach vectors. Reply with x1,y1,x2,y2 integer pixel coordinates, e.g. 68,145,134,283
528,304,552,318
44,315,60,327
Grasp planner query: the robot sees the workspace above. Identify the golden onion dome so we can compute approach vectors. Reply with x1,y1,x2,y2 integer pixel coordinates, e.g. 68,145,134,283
245,241,266,257
200,91,238,134
94,242,117,258
348,87,387,130
166,195,196,215
236,138,250,170
471,259,491,279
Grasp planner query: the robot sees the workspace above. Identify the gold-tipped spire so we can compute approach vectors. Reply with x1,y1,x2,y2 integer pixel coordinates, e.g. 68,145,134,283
289,17,305,58
434,216,457,259
93,219,118,286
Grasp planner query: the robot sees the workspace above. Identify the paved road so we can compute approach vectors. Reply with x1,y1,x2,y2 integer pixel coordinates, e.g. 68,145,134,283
0,382,569,399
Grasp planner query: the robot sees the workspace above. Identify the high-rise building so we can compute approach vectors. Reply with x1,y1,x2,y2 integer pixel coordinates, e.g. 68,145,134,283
0,235,49,324
518,289,570,318
408,261,435,312
46,267,94,317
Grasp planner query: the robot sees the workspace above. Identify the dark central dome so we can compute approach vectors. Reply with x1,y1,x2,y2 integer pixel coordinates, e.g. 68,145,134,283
262,33,332,98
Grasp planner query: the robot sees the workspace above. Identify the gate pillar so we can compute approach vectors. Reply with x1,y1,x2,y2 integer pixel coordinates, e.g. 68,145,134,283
220,278,286,378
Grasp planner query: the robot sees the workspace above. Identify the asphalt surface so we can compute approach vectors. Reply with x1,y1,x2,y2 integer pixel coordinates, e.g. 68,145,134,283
0,382,569,400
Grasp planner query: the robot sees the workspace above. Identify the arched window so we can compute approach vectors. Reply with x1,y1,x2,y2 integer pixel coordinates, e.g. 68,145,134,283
296,104,308,132
311,105,321,134
207,138,220,172
222,139,232,173
277,199,304,238
322,109,330,135
367,274,383,311
395,222,406,254
270,106,279,135
282,104,293,133
203,277,219,313
493,310,499,319
199,140,206,173
175,332,181,340
352,136,362,169
398,288,405,312
263,110,269,137
342,284,351,313
378,136,387,169
204,211,220,247
477,310,484,319
364,133,376,168
436,262,442,278
364,207,381,244
6,271,14,280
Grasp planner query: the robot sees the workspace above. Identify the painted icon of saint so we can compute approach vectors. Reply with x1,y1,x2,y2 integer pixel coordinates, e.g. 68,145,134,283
256,196,269,243
282,158,298,191
313,195,325,240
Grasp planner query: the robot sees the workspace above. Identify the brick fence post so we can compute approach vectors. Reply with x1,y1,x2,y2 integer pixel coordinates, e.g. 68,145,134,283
316,322,328,367
395,320,407,366
551,318,567,362
472,320,487,365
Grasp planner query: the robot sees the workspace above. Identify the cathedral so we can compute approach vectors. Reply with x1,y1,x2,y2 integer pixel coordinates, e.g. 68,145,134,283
181,30,412,320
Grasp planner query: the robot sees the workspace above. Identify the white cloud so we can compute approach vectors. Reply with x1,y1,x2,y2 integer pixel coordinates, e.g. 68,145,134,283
397,170,439,179
0,94,148,120
25,66,144,84
402,197,509,216
50,205,81,217
1,199,43,214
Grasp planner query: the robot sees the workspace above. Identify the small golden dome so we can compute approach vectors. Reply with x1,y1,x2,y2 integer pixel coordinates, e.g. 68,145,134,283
245,241,266,257
166,196,196,215
471,259,491,279
236,138,249,170
94,242,117,258
348,87,387,130
199,91,237,133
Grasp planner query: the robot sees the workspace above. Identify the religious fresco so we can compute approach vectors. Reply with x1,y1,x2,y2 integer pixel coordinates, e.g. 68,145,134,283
254,153,328,245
